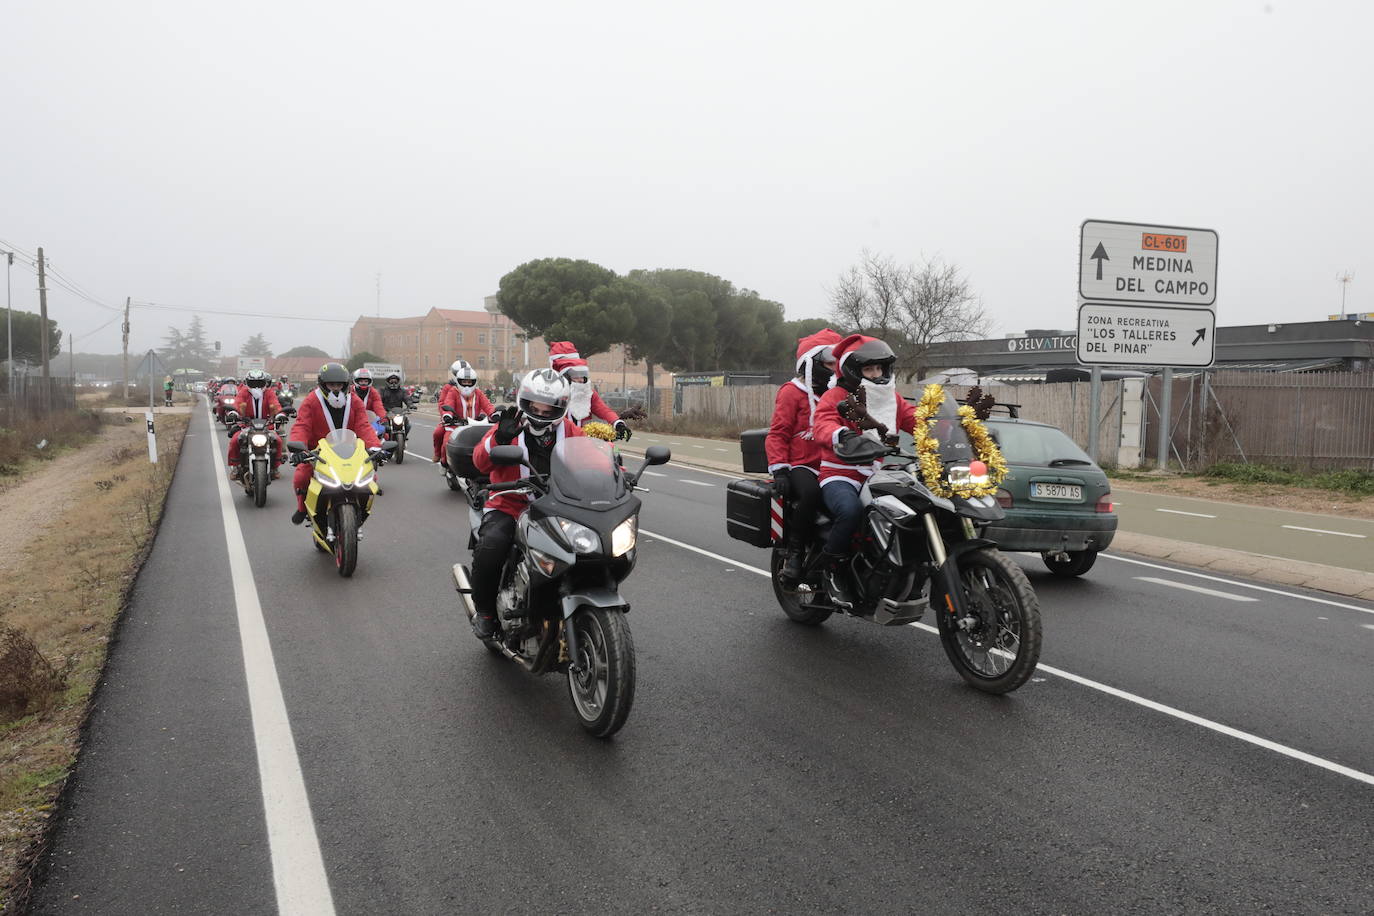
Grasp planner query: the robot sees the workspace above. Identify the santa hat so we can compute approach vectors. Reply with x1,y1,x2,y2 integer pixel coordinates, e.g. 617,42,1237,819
548,341,581,373
794,328,843,428
830,333,881,380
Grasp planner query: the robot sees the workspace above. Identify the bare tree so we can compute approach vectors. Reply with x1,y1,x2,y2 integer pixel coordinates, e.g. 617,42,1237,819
827,251,987,381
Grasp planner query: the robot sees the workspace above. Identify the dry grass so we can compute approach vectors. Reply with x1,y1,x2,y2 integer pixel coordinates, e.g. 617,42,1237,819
0,409,104,479
0,414,188,910
640,414,749,441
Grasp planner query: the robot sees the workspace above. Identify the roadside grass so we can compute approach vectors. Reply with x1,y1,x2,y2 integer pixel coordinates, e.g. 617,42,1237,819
640,415,748,441
0,410,104,480
1107,462,1374,498
0,415,189,911
75,388,194,409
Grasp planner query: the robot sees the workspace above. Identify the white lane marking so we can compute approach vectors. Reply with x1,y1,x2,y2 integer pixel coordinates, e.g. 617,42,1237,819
406,451,433,463
1363,624,1374,631
1281,525,1367,539
680,479,714,487
713,448,728,452
643,471,667,477
1156,508,1217,518
1100,554,1374,617
643,527,1374,788
1134,576,1259,602
203,404,336,913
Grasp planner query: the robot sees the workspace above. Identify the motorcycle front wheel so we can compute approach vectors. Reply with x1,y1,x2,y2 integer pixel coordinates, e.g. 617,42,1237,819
567,607,635,738
252,459,268,507
334,503,358,577
394,433,406,464
936,547,1041,695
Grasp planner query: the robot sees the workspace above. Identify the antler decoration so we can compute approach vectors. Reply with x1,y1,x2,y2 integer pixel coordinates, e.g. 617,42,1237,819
963,385,996,421
839,387,889,439
618,405,647,422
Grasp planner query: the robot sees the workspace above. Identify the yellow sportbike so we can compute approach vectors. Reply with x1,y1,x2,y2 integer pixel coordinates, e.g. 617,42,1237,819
287,430,398,577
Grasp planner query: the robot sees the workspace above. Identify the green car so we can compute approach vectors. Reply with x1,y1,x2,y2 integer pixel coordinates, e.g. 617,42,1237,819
979,417,1117,577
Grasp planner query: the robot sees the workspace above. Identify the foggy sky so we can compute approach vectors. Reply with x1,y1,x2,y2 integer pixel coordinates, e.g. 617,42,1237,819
2,0,1370,359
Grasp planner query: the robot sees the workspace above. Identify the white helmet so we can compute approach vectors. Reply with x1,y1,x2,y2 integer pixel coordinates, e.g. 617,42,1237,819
450,359,477,386
516,368,570,432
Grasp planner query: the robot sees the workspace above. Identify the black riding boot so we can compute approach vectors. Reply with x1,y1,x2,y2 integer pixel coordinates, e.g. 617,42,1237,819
780,537,806,583
820,552,857,608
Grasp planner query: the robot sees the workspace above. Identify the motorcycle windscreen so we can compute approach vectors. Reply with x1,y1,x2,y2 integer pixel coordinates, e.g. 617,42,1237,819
925,394,977,468
321,428,363,460
550,437,623,506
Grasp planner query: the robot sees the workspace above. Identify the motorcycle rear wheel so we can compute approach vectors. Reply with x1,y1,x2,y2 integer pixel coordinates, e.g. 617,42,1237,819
771,547,831,625
252,459,268,507
567,607,635,738
394,433,406,464
936,547,1041,694
334,503,358,577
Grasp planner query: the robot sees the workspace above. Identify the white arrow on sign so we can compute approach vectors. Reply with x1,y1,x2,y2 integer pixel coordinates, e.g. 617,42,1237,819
1080,219,1218,307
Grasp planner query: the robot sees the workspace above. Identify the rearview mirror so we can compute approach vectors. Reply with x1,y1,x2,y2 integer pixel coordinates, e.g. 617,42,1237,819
488,444,525,466
643,445,671,466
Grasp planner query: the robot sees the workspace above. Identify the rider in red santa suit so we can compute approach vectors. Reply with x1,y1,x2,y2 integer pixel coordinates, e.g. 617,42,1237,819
351,367,388,421
467,369,584,638
227,369,283,479
549,341,630,439
433,359,493,461
765,328,842,581
288,363,383,526
811,334,917,607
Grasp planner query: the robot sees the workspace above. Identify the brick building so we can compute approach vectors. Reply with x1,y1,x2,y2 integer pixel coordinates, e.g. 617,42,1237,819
348,298,651,391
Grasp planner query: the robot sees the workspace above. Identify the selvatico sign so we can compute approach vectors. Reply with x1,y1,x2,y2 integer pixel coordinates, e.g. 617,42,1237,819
1006,334,1076,353
1079,220,1218,307
1076,303,1216,368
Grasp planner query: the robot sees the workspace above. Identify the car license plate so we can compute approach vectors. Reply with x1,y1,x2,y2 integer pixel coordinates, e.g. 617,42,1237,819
1032,483,1082,500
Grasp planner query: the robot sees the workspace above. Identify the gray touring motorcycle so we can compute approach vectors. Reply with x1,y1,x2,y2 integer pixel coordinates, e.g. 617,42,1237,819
728,395,1042,694
452,436,671,737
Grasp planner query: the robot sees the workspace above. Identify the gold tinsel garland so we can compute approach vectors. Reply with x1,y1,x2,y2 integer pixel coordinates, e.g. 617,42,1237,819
911,384,1008,498
581,421,616,441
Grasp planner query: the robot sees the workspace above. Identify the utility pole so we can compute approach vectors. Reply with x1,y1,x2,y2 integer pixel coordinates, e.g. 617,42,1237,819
1338,272,1354,314
5,250,13,393
122,297,131,397
37,247,50,380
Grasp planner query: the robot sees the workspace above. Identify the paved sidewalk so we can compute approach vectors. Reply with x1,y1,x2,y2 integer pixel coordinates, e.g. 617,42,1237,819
619,434,1374,603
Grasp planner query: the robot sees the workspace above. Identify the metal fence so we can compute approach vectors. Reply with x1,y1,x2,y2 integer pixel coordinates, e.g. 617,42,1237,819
1145,370,1374,470
0,375,77,422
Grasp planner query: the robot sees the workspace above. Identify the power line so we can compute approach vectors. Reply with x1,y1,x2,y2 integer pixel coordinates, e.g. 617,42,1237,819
131,300,359,323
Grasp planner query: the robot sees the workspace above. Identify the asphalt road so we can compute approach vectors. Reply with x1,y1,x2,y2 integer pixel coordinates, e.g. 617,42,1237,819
31,404,1374,914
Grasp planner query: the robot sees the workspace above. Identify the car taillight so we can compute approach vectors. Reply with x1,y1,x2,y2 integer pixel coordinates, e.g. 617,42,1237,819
995,488,1013,508
1096,493,1114,513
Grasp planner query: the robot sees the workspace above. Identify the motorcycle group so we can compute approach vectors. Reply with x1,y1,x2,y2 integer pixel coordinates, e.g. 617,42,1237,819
207,331,1040,737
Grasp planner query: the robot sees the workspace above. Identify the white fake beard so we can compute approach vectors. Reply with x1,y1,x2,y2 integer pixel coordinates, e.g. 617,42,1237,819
861,379,898,442
567,382,593,421
325,390,347,408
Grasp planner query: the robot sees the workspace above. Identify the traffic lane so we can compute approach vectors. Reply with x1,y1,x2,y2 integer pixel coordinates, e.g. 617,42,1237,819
33,407,276,913
1114,490,1372,573
630,470,1374,772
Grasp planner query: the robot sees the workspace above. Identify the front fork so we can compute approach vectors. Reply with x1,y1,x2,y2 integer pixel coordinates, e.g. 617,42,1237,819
926,514,994,629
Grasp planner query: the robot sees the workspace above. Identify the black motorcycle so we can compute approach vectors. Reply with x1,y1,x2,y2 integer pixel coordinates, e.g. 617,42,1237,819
452,437,671,737
728,396,1042,694
229,412,288,508
384,408,410,464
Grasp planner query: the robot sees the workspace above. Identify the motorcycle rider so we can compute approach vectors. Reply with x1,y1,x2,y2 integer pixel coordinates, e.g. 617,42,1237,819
468,369,585,638
214,377,239,422
811,334,918,607
433,359,493,462
288,363,384,526
352,367,388,423
227,368,284,480
766,328,843,582
378,372,408,413
549,341,630,439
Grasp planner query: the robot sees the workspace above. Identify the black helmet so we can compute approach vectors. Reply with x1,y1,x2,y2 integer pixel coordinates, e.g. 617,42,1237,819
385,373,401,389
317,362,350,388
837,338,896,389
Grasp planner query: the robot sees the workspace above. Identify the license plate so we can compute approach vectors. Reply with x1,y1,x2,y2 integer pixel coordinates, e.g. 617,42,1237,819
1031,483,1082,500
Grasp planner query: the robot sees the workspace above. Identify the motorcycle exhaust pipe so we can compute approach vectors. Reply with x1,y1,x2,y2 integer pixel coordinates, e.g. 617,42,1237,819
452,563,533,669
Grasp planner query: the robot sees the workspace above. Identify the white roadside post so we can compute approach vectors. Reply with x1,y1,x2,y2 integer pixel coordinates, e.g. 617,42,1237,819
1077,220,1219,467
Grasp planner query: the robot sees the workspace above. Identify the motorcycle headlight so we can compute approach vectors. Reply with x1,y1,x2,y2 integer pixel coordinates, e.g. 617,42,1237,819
250,434,268,447
555,518,601,555
947,465,989,488
353,465,375,488
313,466,342,488
611,516,637,557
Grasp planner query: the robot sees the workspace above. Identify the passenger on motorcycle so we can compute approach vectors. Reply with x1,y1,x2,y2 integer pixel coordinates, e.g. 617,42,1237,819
811,334,918,607
274,375,290,395
549,341,630,439
352,367,388,422
468,369,585,638
228,369,284,480
766,328,842,582
288,363,384,526
433,359,493,461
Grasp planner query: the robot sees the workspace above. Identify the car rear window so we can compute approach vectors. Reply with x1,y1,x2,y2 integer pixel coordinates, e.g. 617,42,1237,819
986,421,1095,467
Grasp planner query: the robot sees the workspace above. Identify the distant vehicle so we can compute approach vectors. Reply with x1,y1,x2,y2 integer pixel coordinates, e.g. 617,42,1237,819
194,382,207,393
980,417,1117,577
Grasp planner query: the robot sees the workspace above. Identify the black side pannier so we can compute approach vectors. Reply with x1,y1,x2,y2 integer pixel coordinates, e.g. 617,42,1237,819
740,428,769,474
446,423,493,478
726,478,777,548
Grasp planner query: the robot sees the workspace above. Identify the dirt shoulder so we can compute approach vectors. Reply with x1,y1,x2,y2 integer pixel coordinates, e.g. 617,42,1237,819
1108,473,1374,522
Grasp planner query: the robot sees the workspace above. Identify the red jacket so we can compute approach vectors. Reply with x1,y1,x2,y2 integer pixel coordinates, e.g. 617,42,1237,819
234,385,283,421
588,390,618,424
439,383,493,421
356,385,387,420
765,379,822,473
289,388,382,451
812,385,916,488
473,418,584,519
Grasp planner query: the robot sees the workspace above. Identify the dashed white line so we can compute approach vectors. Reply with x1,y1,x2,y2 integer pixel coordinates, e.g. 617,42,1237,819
405,451,433,463
680,479,713,487
1100,554,1374,616
643,471,667,477
1134,576,1258,602
713,448,728,452
1156,508,1217,518
1281,525,1367,539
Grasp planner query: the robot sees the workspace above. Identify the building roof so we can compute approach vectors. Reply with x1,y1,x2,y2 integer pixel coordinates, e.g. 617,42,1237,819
430,307,512,325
